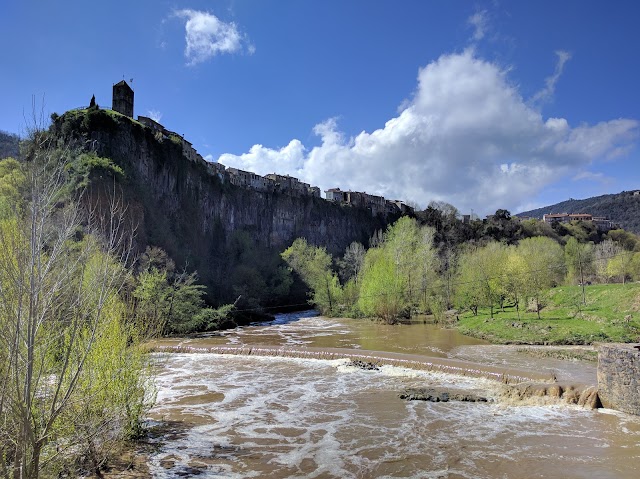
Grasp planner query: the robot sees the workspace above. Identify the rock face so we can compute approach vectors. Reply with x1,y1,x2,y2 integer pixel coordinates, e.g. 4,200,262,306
597,343,640,415
53,110,392,302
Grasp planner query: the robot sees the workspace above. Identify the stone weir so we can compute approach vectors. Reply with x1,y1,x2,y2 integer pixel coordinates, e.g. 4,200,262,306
597,343,640,415
150,344,557,385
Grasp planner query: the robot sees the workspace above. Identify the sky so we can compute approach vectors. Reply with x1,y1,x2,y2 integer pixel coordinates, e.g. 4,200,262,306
1,0,639,215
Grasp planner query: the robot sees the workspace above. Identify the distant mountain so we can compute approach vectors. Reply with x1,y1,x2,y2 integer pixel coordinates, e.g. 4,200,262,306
0,130,20,159
517,191,640,234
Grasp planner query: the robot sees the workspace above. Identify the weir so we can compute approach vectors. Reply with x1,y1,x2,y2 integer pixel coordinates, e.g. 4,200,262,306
597,343,640,415
151,344,557,385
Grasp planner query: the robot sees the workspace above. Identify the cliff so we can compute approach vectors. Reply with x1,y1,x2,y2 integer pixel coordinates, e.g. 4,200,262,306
51,108,392,305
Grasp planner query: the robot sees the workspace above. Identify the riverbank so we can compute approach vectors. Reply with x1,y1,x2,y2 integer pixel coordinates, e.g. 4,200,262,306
456,283,640,345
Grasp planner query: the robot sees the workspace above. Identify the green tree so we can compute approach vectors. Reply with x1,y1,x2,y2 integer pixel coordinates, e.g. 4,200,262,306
0,157,26,218
594,239,623,283
607,250,634,284
281,238,343,315
357,247,407,322
517,236,565,318
455,242,508,317
503,245,526,318
133,259,209,335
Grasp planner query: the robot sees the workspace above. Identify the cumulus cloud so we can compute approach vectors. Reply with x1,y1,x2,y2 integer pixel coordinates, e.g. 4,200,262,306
468,10,488,42
218,50,638,215
174,9,250,65
530,50,571,105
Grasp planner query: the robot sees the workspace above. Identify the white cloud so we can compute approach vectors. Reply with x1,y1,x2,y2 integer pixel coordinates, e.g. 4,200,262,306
147,109,162,123
174,9,251,65
468,10,488,42
572,171,611,183
218,50,638,215
530,50,571,105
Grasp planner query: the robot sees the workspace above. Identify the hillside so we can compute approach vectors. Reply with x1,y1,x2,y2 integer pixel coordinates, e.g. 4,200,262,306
0,130,19,159
517,191,640,234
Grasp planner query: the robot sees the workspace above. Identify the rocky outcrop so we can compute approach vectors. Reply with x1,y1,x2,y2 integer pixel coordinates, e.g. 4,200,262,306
52,110,393,303
349,360,380,371
399,388,490,403
597,343,640,415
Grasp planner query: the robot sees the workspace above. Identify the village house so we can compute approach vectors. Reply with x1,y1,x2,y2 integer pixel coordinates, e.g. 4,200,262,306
326,188,401,216
543,213,615,231
265,173,312,196
325,188,345,202
227,168,274,191
207,162,227,181
109,81,409,213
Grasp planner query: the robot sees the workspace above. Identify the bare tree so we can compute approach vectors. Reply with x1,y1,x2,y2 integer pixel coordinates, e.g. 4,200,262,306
0,125,147,478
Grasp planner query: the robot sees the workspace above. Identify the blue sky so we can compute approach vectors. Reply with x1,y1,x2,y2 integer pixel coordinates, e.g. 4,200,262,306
1,0,639,215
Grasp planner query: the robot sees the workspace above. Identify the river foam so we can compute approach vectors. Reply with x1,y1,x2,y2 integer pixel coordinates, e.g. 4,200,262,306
147,353,640,479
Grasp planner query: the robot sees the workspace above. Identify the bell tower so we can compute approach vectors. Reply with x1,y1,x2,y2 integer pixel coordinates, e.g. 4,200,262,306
112,80,134,117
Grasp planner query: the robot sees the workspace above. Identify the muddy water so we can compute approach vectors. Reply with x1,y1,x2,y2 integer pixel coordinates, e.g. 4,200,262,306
148,312,640,478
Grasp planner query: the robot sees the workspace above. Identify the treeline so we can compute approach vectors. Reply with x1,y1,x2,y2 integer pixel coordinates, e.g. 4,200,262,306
282,214,640,323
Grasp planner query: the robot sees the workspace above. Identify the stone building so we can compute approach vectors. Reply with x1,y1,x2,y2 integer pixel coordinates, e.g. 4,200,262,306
112,80,134,118
265,173,310,196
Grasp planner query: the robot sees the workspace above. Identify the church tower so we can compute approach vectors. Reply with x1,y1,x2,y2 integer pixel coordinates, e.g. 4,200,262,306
112,80,134,117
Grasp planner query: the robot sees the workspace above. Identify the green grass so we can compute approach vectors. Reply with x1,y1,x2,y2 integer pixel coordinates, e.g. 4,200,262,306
457,283,640,345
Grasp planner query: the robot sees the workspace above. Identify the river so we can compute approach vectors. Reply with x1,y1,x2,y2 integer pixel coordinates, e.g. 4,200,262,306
147,311,640,478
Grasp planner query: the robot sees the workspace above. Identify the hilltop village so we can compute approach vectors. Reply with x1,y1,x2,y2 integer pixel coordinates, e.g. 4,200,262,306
111,80,412,217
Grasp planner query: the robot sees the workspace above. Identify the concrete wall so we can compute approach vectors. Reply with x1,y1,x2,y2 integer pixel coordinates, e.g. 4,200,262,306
597,343,640,415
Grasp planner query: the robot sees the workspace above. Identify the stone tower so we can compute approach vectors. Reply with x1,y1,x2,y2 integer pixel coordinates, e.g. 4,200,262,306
112,80,134,117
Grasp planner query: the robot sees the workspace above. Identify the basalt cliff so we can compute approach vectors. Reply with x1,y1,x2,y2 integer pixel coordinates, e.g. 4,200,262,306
51,108,394,306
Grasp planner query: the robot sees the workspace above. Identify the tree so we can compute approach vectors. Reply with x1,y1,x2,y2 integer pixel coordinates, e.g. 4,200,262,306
281,238,343,315
594,239,623,283
503,245,526,318
517,236,565,318
132,248,211,335
0,128,152,478
607,250,634,284
357,247,407,322
455,242,508,317
494,209,511,220
0,158,26,218
339,241,365,284
564,237,594,304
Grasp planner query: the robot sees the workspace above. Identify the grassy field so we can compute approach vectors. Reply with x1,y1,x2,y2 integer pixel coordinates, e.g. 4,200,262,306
456,283,640,345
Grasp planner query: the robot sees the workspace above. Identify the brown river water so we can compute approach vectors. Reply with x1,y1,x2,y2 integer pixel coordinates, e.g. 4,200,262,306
147,311,640,478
